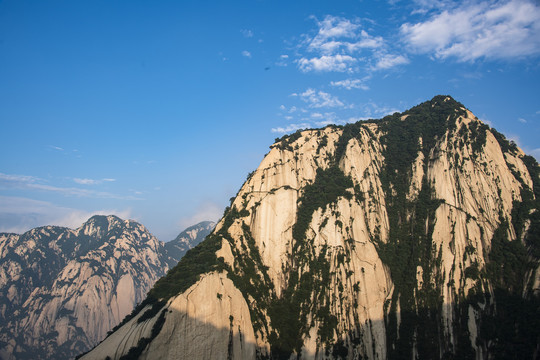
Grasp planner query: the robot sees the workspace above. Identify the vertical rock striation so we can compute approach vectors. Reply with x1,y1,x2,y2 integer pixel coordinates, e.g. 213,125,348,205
81,96,540,360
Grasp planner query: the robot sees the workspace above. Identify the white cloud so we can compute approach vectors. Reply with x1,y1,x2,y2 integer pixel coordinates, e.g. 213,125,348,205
306,16,384,53
410,0,455,14
518,118,527,123
242,50,252,58
298,88,345,108
372,54,409,70
178,202,223,230
49,145,64,151
296,15,407,74
297,54,356,72
0,195,131,234
276,54,290,67
401,0,540,61
271,123,311,134
330,78,370,90
311,16,359,44
346,34,385,51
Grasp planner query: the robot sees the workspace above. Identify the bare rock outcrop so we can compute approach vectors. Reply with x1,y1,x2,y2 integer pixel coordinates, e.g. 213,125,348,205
0,217,214,360
82,96,540,360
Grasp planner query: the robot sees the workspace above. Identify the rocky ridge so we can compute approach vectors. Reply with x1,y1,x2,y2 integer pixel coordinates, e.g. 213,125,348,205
81,96,540,360
164,221,215,268
0,216,213,360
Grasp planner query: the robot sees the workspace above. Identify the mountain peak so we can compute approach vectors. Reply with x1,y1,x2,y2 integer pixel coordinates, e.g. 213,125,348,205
164,220,216,268
85,214,123,226
81,97,540,360
0,214,190,360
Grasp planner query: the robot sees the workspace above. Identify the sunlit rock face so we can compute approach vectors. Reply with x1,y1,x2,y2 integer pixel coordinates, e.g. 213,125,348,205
81,96,540,360
0,216,214,360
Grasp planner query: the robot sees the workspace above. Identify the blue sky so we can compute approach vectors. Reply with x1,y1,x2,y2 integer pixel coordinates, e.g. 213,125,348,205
1,0,539,240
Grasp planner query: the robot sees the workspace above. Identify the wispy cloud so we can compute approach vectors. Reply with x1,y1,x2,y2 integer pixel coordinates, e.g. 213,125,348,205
330,78,370,90
409,0,455,14
401,0,540,61
242,50,252,58
518,118,527,123
295,15,407,73
298,54,356,72
49,145,64,151
241,29,254,38
0,172,138,200
478,116,493,126
358,101,401,118
296,88,345,108
0,173,38,184
306,16,384,54
73,178,116,185
271,123,311,134
73,178,99,185
276,54,289,67
279,105,298,113
272,98,400,134
371,53,409,70
0,195,131,234
178,201,223,230
530,148,540,160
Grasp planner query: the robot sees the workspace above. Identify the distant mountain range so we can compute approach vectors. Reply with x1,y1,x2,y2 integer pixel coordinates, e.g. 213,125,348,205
0,216,214,360
164,221,216,267
80,96,539,359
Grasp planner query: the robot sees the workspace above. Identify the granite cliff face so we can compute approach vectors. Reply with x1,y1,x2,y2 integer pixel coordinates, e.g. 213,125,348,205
81,96,540,360
0,216,213,360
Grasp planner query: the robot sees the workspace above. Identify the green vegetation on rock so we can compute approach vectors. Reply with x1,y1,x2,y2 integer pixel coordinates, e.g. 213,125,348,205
102,95,540,360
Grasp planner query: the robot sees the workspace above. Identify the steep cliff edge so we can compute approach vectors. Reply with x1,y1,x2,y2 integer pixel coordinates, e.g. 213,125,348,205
82,96,540,360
